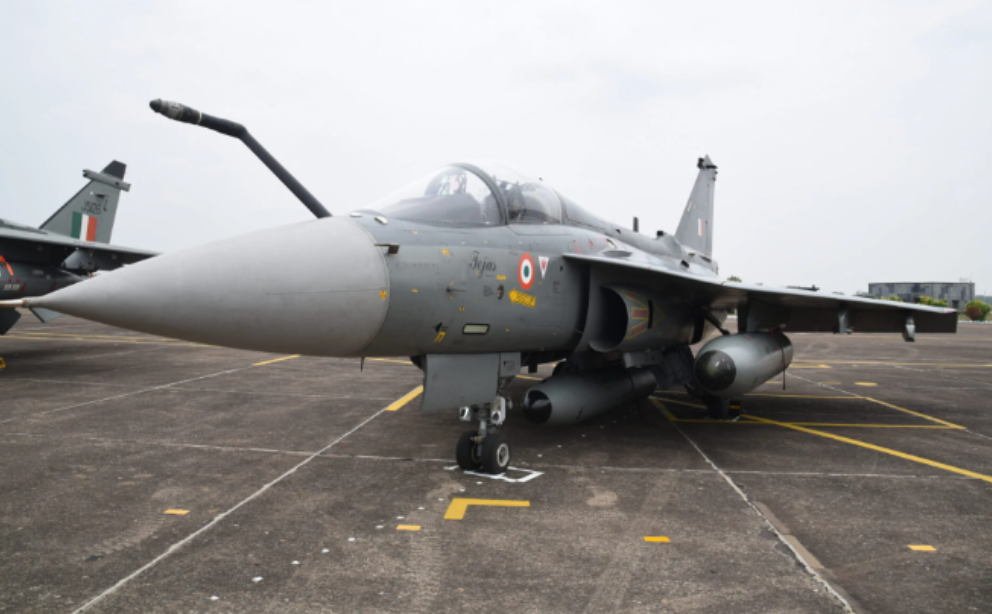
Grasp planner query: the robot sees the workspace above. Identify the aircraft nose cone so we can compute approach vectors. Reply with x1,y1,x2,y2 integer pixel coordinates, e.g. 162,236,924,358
34,218,389,356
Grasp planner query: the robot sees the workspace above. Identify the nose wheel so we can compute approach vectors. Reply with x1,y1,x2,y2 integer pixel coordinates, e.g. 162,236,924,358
456,396,511,474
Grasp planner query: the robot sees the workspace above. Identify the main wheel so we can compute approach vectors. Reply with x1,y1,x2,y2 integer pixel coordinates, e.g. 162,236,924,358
704,395,731,420
481,433,511,474
456,430,482,471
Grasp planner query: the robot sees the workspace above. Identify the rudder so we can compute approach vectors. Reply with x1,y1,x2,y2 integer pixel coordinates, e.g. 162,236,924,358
39,161,131,243
674,156,717,256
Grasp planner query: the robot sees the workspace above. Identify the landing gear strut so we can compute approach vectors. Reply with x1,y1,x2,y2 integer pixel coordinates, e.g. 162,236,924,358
456,396,511,474
703,394,743,420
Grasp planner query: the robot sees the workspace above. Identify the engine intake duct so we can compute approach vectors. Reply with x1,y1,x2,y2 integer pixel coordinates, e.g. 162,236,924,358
590,285,694,353
522,366,657,425
694,331,793,398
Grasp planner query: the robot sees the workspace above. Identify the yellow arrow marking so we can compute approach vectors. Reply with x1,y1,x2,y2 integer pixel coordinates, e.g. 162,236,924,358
444,498,530,520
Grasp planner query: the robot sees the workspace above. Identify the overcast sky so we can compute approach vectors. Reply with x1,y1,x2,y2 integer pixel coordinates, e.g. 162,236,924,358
1,0,989,295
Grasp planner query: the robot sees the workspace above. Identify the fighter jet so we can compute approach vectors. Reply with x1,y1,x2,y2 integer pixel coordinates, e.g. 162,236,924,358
0,101,957,474
0,161,157,333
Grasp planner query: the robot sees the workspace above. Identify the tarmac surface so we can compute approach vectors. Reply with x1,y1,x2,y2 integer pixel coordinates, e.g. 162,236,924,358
1,314,991,613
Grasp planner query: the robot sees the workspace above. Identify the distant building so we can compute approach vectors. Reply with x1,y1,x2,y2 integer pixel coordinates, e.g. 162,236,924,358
867,281,975,309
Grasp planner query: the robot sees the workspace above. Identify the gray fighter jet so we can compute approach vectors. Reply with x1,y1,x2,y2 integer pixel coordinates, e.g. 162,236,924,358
1,101,957,473
0,161,157,333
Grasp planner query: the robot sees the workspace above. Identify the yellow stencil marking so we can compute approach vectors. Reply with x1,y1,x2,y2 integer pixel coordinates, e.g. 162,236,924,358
746,414,992,483
434,331,446,343
496,275,506,280
380,290,387,300
855,382,878,387
396,525,421,531
386,386,423,412
412,289,419,293
908,545,936,551
444,498,530,520
509,288,537,308
441,248,450,256
164,509,189,515
253,355,300,367
643,536,670,543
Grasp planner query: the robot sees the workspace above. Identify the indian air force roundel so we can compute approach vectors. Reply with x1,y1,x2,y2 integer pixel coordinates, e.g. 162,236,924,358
518,253,535,290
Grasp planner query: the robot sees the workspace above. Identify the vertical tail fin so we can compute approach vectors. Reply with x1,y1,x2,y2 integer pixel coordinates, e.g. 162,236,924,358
674,156,717,256
39,161,130,243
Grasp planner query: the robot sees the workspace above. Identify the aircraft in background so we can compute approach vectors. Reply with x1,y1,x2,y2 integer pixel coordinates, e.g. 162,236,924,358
0,161,157,333
1,101,957,474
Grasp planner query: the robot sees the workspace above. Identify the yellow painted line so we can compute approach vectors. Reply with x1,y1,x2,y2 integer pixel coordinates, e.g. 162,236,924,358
385,386,423,411
908,545,936,552
820,382,842,385
517,375,542,381
865,397,963,428
790,364,832,369
855,382,878,387
644,536,670,543
799,360,992,368
654,397,706,410
743,394,855,399
443,498,530,520
742,417,960,429
367,358,413,365
163,509,189,515
396,525,421,531
253,354,300,367
746,415,992,484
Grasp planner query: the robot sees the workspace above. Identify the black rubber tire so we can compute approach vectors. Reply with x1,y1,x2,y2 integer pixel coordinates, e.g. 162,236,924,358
705,395,731,420
456,430,481,471
480,432,511,475
728,400,743,419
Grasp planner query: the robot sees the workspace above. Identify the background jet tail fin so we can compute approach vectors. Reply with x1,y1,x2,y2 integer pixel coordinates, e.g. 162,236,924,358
674,155,717,257
39,161,131,244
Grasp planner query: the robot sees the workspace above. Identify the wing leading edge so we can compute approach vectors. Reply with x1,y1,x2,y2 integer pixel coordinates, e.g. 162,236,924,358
564,253,957,336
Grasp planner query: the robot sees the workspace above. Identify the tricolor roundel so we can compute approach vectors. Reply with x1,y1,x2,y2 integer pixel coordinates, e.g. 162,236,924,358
518,253,535,290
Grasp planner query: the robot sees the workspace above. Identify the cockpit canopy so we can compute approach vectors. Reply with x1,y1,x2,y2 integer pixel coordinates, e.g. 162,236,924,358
368,162,563,226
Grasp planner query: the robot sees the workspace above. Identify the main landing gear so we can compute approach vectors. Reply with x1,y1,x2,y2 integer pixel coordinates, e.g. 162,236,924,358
456,395,511,474
703,394,743,421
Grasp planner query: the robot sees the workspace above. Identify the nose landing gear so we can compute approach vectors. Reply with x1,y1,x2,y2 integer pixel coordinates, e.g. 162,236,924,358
456,396,511,474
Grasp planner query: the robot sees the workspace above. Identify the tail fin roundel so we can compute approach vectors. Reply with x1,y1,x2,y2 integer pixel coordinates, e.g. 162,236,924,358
674,156,717,257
